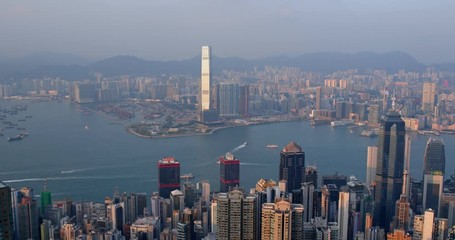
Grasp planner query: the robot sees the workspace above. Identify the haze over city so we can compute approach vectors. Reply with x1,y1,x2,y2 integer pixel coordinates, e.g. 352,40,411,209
1,0,455,64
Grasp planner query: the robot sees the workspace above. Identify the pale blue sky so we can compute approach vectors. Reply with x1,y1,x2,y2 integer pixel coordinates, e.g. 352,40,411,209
0,0,454,64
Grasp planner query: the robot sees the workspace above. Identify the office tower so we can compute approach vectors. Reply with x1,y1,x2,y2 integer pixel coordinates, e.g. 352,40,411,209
422,82,436,113
305,165,318,189
374,110,406,229
219,83,239,117
338,187,350,240
130,217,159,240
107,202,125,233
150,192,162,218
366,146,378,187
16,195,39,240
135,193,148,218
335,101,346,119
302,182,314,222
158,157,181,198
322,173,347,189
279,141,305,193
319,185,330,220
261,199,304,240
182,183,195,208
404,134,411,196
392,170,411,233
423,138,446,217
211,84,219,110
315,87,322,110
0,182,13,240
368,104,381,125
424,138,446,175
239,85,249,116
219,152,240,192
200,46,211,111
40,181,52,216
216,189,256,240
40,220,54,240
200,180,211,204
210,200,217,234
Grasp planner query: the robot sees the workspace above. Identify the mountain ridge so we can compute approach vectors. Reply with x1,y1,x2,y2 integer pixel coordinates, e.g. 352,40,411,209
0,51,451,82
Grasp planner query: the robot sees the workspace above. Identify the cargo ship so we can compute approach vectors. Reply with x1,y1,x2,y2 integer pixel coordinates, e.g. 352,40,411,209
330,119,355,127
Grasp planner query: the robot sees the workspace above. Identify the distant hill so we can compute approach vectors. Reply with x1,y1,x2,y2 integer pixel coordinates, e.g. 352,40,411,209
0,51,440,82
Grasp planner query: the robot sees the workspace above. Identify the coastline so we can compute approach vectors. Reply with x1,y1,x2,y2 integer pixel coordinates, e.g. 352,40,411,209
126,117,303,139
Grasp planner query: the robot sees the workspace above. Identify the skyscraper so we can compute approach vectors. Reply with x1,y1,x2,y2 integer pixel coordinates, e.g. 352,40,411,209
0,182,13,240
158,157,181,198
219,83,239,117
338,187,350,240
239,85,249,116
315,87,322,110
279,141,305,193
219,152,240,192
216,189,255,240
392,170,411,233
261,199,304,240
423,138,446,217
200,46,211,111
374,110,406,230
366,146,378,187
422,82,436,113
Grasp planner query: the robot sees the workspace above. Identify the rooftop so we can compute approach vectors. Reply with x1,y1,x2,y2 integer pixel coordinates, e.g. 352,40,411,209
282,141,302,153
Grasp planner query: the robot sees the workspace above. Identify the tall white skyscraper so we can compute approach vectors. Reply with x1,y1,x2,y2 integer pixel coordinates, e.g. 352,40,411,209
201,46,211,111
366,146,378,187
338,188,350,240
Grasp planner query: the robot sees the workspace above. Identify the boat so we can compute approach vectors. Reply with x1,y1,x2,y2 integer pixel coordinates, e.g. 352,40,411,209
8,135,24,142
360,130,377,137
243,141,247,146
330,119,355,127
180,173,194,179
85,125,89,130
266,144,279,148
418,130,440,136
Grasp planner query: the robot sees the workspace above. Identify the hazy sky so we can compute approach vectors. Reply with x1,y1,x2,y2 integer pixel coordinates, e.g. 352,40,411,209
1,0,454,64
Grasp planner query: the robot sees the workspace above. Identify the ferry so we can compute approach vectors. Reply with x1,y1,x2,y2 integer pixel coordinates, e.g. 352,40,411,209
330,119,355,127
418,130,440,136
360,130,377,137
8,135,24,142
266,144,279,148
180,173,194,179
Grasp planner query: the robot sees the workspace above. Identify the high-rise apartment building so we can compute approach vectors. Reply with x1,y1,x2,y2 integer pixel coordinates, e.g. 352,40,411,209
219,152,240,192
239,85,249,116
0,182,13,240
374,110,406,229
158,157,181,198
422,82,436,113
216,189,255,240
279,141,305,193
219,83,239,117
423,138,446,217
261,199,304,240
366,146,378,187
315,87,322,110
413,209,448,240
200,46,211,111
